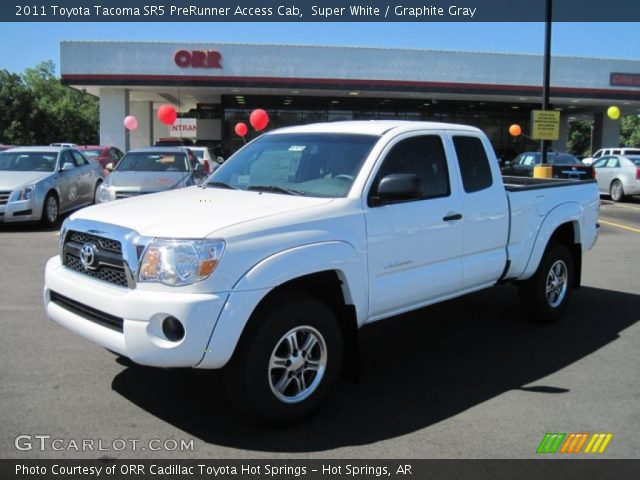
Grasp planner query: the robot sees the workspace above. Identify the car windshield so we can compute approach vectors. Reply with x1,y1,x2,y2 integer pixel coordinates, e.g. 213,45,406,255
81,149,103,158
115,152,189,172
207,133,379,197
0,152,57,172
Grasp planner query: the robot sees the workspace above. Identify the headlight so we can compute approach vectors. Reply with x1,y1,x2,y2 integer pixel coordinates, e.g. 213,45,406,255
139,239,225,286
98,185,111,202
14,186,34,201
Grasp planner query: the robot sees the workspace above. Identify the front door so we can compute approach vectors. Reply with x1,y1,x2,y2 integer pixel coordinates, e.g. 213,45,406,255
365,133,464,321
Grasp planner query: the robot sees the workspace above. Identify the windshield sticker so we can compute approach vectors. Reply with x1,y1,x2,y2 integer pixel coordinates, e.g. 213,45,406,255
288,146,306,152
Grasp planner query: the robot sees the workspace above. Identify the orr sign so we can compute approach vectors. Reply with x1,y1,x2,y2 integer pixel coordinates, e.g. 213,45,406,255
174,49,222,69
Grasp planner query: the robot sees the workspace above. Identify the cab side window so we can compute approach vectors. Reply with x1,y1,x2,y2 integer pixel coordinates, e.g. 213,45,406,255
372,135,450,201
452,136,493,193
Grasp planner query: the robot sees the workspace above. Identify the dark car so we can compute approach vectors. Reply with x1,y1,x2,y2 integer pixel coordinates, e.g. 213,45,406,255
502,152,594,180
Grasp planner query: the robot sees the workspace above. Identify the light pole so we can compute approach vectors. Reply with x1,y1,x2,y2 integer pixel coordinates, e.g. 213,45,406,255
541,0,552,165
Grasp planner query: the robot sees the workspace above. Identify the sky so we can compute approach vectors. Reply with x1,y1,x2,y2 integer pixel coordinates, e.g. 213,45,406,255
0,22,639,74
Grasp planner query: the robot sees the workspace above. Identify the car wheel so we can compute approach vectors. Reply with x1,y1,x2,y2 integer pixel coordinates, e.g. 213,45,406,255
518,242,574,324
610,180,625,202
93,181,102,204
41,192,59,226
224,294,343,425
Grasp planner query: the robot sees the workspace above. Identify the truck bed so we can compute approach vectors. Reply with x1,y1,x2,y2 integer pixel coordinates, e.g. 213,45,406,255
502,175,597,192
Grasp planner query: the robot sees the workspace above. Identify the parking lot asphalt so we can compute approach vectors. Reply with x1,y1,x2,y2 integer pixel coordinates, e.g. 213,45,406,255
1,197,639,460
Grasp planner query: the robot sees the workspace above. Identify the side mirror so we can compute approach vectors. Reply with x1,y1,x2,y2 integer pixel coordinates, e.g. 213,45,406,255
504,160,512,167
216,156,225,164
105,163,114,172
372,174,422,206
61,162,74,172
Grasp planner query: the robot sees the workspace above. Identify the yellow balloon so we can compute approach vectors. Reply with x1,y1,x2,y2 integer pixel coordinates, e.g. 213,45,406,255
607,106,621,120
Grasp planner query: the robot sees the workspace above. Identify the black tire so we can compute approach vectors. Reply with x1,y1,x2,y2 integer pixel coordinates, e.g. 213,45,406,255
518,242,574,324
93,180,102,204
224,294,343,425
610,179,625,202
41,192,59,226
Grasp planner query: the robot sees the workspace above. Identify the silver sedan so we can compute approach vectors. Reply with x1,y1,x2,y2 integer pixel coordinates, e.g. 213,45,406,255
0,146,104,225
98,147,206,202
592,155,640,202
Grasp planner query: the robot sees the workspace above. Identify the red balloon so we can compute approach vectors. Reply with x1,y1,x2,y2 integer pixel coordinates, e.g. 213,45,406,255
235,122,248,137
250,109,269,131
157,104,177,126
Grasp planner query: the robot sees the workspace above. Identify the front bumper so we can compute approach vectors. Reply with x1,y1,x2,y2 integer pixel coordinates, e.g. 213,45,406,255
44,256,227,367
0,198,41,223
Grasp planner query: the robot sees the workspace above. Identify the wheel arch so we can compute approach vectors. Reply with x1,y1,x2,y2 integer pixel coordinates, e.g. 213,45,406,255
520,203,583,288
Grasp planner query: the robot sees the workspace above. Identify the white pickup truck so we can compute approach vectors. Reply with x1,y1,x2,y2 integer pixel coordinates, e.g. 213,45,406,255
44,121,600,424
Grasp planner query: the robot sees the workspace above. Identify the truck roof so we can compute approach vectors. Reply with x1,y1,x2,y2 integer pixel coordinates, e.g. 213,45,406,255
274,120,483,136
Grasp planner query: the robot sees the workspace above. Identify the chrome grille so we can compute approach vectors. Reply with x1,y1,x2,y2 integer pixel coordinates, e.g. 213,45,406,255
115,191,144,200
63,254,128,287
0,191,11,206
62,230,127,287
68,231,121,254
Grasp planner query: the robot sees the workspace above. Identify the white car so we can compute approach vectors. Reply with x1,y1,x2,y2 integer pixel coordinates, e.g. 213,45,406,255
592,154,640,201
582,147,640,165
44,121,599,424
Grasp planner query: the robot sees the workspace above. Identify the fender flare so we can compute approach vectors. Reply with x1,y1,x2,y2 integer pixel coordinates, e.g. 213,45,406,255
197,241,368,369
233,240,368,323
520,202,582,280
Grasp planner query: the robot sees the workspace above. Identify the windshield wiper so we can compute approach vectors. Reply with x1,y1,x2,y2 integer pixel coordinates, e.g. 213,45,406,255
247,185,306,196
205,181,236,190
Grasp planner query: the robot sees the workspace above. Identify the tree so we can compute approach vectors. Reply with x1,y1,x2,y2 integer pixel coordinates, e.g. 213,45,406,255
620,115,640,148
0,60,98,145
0,70,38,144
567,120,592,156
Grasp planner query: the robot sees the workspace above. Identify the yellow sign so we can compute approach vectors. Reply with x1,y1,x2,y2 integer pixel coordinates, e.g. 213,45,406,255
531,110,560,140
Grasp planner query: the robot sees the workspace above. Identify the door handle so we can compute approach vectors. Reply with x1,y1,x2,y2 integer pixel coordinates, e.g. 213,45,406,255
443,213,463,222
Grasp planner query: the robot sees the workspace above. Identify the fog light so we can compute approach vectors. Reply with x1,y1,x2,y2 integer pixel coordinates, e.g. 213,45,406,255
162,316,185,342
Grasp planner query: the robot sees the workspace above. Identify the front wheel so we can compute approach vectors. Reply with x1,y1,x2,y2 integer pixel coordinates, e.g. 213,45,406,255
610,180,625,202
224,294,343,425
518,242,574,324
41,193,59,226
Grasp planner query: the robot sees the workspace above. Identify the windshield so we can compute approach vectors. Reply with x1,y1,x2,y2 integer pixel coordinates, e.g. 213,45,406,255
115,152,189,172
0,152,57,172
208,133,378,197
81,149,103,158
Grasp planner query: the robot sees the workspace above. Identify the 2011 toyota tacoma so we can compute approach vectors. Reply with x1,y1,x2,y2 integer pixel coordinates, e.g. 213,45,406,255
44,121,600,424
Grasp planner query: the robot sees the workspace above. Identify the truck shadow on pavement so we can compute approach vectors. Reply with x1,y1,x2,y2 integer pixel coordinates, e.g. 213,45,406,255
111,284,639,452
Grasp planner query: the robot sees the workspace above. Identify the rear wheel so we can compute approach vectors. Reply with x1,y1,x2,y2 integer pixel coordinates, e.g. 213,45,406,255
610,180,625,202
224,294,343,425
41,192,59,226
518,242,574,324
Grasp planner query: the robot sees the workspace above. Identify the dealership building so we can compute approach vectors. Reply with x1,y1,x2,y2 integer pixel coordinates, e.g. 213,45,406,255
60,41,640,155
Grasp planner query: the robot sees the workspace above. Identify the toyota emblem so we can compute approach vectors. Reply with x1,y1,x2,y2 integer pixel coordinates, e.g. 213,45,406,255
80,243,98,270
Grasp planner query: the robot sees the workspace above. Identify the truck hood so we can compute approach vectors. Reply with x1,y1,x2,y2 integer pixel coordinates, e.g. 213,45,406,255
106,171,190,192
0,171,52,190
72,186,334,238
